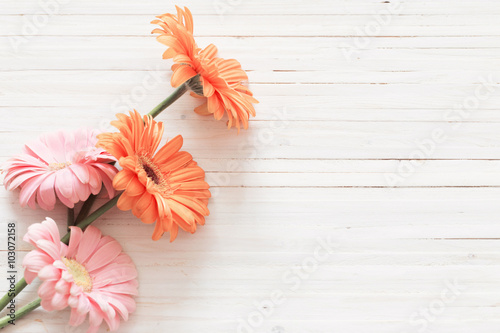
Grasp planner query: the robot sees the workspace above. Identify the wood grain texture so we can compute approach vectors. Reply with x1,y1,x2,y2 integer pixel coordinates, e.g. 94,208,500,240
1,0,500,332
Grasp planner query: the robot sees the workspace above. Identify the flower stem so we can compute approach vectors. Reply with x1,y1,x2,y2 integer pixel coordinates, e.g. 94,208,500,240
0,298,41,329
74,194,97,226
0,278,26,312
67,207,75,228
147,83,188,119
60,194,121,244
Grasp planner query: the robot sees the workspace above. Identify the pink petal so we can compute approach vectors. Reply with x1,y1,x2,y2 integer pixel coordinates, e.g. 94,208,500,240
103,312,121,331
60,243,68,258
54,178,76,208
69,308,86,326
99,280,138,295
55,168,75,202
25,140,57,164
41,130,66,161
38,265,61,281
36,174,57,210
97,168,115,199
88,303,104,328
51,291,69,311
76,226,102,264
38,280,57,299
23,269,38,284
76,294,91,315
55,279,71,294
22,250,54,276
74,180,91,202
7,170,45,190
112,253,134,266
23,218,55,245
36,239,61,261
19,173,49,209
104,293,135,321
93,264,137,288
87,167,102,195
87,293,113,318
86,240,122,273
69,164,90,184
41,298,55,312
110,293,136,316
67,226,83,258
63,131,76,161
43,217,61,243
4,167,34,188
68,295,79,308
92,163,118,181
70,283,83,297
95,235,114,251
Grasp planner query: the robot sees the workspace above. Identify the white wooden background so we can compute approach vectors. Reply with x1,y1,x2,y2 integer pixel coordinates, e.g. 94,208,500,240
1,0,500,332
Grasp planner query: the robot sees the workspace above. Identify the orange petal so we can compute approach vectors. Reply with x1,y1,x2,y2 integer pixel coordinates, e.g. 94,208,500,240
169,167,205,183
117,192,135,211
194,102,212,116
118,156,137,171
167,199,196,227
171,65,197,87
177,181,210,190
125,176,145,197
171,195,209,216
169,224,179,242
151,221,164,241
131,192,153,221
140,199,159,224
160,151,193,172
112,170,134,191
154,135,183,165
202,78,215,97
172,211,196,233
201,44,218,58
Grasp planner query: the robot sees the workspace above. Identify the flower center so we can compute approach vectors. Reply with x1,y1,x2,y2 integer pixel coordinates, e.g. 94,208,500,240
142,163,161,185
138,155,173,195
48,162,71,171
62,257,92,292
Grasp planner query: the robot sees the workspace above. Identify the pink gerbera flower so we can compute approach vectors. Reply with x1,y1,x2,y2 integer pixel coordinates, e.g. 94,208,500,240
22,218,138,333
2,128,118,210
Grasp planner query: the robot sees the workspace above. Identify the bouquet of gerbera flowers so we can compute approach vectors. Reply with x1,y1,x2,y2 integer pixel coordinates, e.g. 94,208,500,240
0,6,257,332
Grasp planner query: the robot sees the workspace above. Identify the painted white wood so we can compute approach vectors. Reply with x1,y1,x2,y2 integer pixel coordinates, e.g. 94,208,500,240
1,0,500,332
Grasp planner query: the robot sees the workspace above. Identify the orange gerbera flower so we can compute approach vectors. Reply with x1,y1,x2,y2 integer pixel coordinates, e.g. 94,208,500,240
152,6,258,130
96,110,210,241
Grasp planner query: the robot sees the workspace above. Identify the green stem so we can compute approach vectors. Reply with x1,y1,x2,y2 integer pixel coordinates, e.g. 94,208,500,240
0,194,121,316
67,207,75,228
147,83,188,119
60,194,121,244
0,298,41,329
74,194,97,226
0,279,26,313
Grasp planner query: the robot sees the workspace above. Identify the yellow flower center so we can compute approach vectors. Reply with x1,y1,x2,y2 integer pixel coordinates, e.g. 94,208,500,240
62,257,92,292
48,162,71,171
137,155,173,196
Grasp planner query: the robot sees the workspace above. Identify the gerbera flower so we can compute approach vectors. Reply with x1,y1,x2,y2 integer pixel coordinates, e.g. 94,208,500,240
22,218,138,333
96,110,210,241
152,6,258,130
2,128,118,210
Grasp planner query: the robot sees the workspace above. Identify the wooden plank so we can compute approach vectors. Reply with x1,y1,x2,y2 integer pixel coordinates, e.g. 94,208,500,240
4,15,500,37
2,0,500,15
